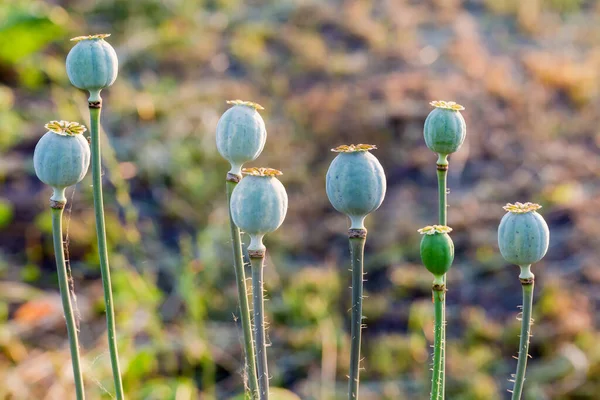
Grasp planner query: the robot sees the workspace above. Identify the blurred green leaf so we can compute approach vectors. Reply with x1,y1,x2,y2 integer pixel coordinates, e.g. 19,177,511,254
0,198,14,229
0,5,65,63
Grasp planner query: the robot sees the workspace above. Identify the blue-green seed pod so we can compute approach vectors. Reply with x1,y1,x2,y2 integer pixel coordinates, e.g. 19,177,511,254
34,121,91,203
66,34,118,97
326,144,386,230
230,168,288,251
419,225,454,284
216,100,267,176
424,101,466,162
498,202,549,271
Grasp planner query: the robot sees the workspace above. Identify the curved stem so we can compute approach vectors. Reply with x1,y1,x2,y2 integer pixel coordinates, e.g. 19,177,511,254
430,286,445,400
51,206,86,400
89,99,125,399
226,179,259,398
250,254,269,400
436,162,448,399
511,270,535,400
348,233,366,399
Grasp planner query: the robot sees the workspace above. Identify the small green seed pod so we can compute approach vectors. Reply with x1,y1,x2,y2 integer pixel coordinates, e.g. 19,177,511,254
230,168,288,251
216,100,267,176
326,144,386,230
66,34,118,99
498,202,549,271
418,225,454,283
34,121,91,203
424,101,466,163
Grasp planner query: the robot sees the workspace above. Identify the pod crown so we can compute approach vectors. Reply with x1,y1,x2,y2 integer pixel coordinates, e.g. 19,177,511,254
418,225,453,235
503,202,542,214
45,120,87,136
226,99,264,110
429,100,465,111
331,144,377,153
70,34,111,42
242,167,282,177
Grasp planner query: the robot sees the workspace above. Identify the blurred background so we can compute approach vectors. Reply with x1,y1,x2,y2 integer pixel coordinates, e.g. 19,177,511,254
1,0,599,399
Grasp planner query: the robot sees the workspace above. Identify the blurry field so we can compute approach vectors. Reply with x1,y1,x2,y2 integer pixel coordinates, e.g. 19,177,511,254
1,0,600,399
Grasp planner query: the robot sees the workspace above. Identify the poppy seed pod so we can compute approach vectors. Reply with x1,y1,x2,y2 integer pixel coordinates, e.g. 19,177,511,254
34,121,91,203
230,168,288,251
66,34,118,98
216,100,267,176
498,202,549,268
326,144,386,230
419,225,454,283
423,101,466,162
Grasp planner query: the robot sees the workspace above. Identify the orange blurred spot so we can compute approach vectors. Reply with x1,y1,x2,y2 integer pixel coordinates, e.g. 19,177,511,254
14,300,57,324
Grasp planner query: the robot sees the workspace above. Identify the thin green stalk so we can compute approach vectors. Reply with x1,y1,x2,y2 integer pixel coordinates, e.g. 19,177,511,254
51,206,86,400
250,254,269,400
436,155,448,400
348,232,366,400
226,178,259,398
437,164,447,227
511,266,535,400
430,287,444,400
89,95,124,399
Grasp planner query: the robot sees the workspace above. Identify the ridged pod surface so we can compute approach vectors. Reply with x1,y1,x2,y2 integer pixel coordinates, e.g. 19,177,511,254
230,168,288,251
419,225,454,281
216,100,267,175
423,101,466,157
34,121,90,202
326,145,386,229
66,34,118,93
498,203,549,266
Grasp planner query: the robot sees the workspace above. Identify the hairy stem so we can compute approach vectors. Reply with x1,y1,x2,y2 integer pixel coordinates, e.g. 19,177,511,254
250,254,269,400
348,231,366,399
511,269,535,400
89,96,125,399
51,206,86,400
436,160,448,399
431,286,445,400
226,178,259,398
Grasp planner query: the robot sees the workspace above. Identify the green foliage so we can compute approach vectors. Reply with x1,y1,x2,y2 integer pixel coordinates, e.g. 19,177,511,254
1,0,597,398
0,3,64,63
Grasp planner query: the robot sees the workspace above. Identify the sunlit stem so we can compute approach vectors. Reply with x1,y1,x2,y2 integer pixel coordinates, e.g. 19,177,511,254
51,204,86,400
88,91,124,399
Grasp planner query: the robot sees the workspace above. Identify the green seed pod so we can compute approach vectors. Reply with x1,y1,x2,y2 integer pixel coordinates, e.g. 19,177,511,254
423,101,466,162
419,225,454,283
66,34,118,97
498,202,549,268
230,168,288,251
34,121,91,203
326,144,386,229
216,100,267,176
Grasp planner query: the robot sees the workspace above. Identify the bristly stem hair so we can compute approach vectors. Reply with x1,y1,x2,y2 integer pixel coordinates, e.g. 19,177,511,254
88,93,125,399
348,229,367,399
511,267,534,400
250,252,270,400
226,176,259,398
435,155,448,400
431,285,445,400
51,204,86,400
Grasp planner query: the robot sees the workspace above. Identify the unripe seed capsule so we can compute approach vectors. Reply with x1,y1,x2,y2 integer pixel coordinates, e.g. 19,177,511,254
216,100,267,176
418,225,454,284
423,101,466,161
34,121,91,203
66,34,118,100
498,202,549,269
326,144,386,229
230,168,288,252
